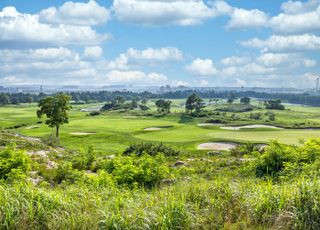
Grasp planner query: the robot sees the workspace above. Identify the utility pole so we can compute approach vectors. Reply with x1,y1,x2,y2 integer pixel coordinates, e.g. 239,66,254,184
316,77,319,95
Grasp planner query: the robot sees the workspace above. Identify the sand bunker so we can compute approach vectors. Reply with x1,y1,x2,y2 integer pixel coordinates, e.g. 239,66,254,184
197,123,217,127
70,132,96,136
197,142,238,151
144,127,162,131
220,125,282,130
144,126,173,131
81,106,102,112
123,116,138,118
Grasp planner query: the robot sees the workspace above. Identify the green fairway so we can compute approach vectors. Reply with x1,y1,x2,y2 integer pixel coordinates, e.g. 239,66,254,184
1,101,320,153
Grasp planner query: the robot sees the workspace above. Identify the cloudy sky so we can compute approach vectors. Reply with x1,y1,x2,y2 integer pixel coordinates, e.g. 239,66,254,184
0,0,319,88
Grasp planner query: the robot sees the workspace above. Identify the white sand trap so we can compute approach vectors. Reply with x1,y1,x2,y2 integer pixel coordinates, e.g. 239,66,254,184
123,116,138,118
144,127,162,131
198,142,238,151
144,126,173,131
220,125,282,130
197,123,217,127
70,132,96,136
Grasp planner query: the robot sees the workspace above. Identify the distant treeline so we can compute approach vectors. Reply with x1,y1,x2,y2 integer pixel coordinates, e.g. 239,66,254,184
1,90,320,106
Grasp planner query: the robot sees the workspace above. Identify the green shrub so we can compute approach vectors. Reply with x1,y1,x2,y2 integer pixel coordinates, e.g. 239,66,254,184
123,142,180,157
51,163,84,184
88,111,100,116
71,146,96,170
108,154,170,187
216,104,254,112
0,146,31,181
230,143,260,157
245,139,320,179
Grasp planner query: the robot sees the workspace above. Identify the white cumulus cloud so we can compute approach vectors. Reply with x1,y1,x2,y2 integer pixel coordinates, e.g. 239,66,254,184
39,0,111,26
106,70,168,85
242,34,320,52
186,58,218,76
0,6,108,47
112,0,222,26
83,46,103,60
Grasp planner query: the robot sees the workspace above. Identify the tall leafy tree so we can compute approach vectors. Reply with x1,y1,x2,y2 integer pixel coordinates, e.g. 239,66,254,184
37,93,72,138
185,93,204,113
240,97,251,104
0,93,10,106
155,99,172,113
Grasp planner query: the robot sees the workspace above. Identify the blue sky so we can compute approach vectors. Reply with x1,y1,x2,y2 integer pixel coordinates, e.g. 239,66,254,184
0,0,319,88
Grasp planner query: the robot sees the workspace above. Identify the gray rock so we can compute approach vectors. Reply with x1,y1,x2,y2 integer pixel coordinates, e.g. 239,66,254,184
174,161,188,167
162,179,176,185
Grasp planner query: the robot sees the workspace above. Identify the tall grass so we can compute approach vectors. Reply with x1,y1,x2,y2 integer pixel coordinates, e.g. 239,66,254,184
1,176,320,229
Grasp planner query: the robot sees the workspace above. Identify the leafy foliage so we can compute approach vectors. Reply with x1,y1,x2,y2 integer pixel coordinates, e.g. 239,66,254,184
185,93,205,113
0,146,31,181
240,97,250,104
37,93,72,137
109,154,170,187
155,99,172,113
265,99,285,110
245,139,320,179
123,142,180,157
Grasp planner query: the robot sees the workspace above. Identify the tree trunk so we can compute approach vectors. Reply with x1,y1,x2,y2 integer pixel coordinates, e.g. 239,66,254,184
56,125,59,138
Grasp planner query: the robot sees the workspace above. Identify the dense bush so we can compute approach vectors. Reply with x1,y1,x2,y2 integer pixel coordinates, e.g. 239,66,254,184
47,162,84,184
249,112,263,120
245,139,320,179
265,99,285,110
88,111,101,116
71,146,96,170
123,142,180,157
216,104,254,112
230,143,260,157
100,154,170,187
0,146,31,181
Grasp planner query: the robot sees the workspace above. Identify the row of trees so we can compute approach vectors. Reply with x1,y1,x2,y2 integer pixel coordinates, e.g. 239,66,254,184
1,89,320,106
101,96,149,111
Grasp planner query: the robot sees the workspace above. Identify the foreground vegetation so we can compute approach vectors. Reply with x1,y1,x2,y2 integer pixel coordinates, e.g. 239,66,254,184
1,133,320,229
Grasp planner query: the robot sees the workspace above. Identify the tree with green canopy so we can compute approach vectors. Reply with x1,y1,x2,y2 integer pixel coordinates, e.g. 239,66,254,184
0,93,10,106
185,93,204,113
37,93,72,138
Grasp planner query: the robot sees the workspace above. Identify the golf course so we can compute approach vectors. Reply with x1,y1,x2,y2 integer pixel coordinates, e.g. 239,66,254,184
2,99,320,153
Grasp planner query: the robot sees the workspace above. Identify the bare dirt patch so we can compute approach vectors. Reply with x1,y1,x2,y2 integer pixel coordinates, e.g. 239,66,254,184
27,150,49,158
197,142,238,151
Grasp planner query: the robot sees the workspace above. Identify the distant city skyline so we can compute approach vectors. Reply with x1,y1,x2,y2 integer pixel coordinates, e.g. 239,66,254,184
0,0,319,88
